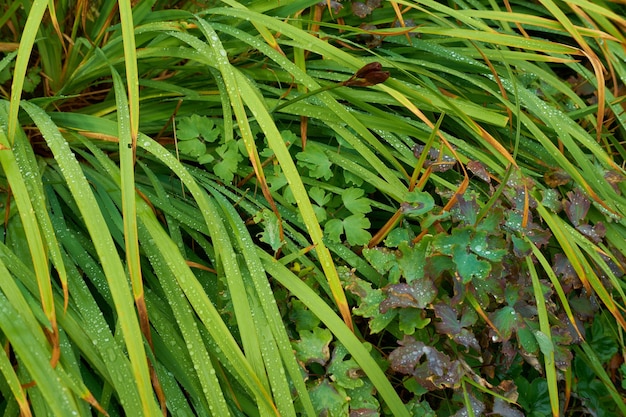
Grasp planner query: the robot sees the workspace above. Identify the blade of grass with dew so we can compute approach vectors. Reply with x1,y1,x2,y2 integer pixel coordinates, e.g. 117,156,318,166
117,126,284,413
169,17,351,329
110,65,167,410
139,211,278,416
259,251,411,417
19,101,162,416
575,342,626,415
0,105,60,359
536,203,626,329
233,70,355,330
210,188,316,416
529,241,582,339
6,0,47,144
138,224,233,416
0,289,80,415
525,256,559,417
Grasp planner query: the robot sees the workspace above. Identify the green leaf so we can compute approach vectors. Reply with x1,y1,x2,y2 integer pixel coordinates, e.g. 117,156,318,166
325,214,372,246
517,325,540,355
344,214,372,246
490,306,520,341
178,138,206,158
345,274,396,334
398,308,431,334
342,188,371,214
309,379,349,417
253,209,283,252
213,140,242,183
401,189,435,218
453,248,491,283
397,241,427,283
293,327,333,366
327,344,364,390
176,114,220,142
296,144,333,180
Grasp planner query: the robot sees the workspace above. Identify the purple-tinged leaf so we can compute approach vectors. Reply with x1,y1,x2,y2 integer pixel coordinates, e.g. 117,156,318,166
434,304,461,334
467,160,491,183
380,278,437,312
493,398,525,417
490,306,520,342
345,274,396,333
389,336,464,391
576,222,606,244
450,393,485,417
563,188,590,226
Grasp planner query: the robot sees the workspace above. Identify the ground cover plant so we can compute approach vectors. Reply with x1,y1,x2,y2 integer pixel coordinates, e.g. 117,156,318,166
1,0,626,415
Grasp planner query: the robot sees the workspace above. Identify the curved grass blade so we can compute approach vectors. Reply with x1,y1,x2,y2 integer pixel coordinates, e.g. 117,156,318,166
19,101,162,416
525,256,559,417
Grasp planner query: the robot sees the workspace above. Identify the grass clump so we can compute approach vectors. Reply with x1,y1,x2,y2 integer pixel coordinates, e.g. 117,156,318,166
0,0,625,415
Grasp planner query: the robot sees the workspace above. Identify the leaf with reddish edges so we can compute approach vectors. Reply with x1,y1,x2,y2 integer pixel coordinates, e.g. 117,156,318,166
389,336,464,391
399,308,431,334
327,344,363,389
563,188,590,226
345,274,396,333
490,306,520,342
292,327,333,366
380,278,437,312
397,241,427,282
467,160,491,183
434,304,480,351
452,248,491,283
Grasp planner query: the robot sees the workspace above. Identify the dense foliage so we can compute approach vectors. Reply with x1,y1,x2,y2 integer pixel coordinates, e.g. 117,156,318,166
1,0,626,415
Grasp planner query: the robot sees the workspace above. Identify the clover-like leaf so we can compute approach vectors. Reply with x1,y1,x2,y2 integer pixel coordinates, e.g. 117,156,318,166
452,247,491,283
214,140,243,183
342,187,371,214
176,114,220,142
397,241,427,283
296,144,333,180
398,308,431,334
325,214,371,246
178,138,206,158
401,189,435,218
